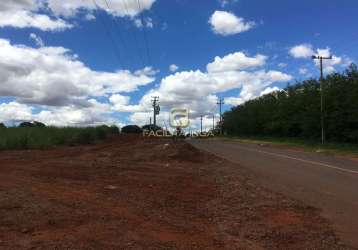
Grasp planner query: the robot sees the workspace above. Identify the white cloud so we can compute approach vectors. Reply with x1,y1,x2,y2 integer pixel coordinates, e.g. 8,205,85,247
0,99,126,127
0,10,72,31
299,67,309,76
47,0,156,18
290,44,351,73
278,62,287,68
169,64,179,72
209,11,255,36
0,101,33,123
207,52,266,73
218,0,239,7
0,39,155,107
0,0,156,31
85,13,96,21
109,94,142,112
131,51,292,125
289,44,314,58
29,33,44,47
134,17,153,28
260,86,280,96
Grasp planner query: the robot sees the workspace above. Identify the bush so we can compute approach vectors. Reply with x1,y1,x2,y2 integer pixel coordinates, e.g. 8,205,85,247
0,123,6,128
33,121,46,127
121,125,142,134
0,125,120,150
19,122,35,128
142,124,162,131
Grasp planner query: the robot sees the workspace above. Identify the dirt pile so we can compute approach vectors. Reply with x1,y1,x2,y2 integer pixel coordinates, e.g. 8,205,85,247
0,135,353,249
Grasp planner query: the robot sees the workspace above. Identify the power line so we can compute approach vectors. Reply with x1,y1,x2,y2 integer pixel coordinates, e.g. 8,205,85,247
119,0,146,68
136,0,151,65
102,0,133,67
92,0,124,68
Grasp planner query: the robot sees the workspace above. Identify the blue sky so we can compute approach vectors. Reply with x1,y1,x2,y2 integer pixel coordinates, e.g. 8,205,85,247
0,0,357,129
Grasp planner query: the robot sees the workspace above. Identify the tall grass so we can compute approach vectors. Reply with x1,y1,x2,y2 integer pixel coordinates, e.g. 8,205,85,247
0,125,119,150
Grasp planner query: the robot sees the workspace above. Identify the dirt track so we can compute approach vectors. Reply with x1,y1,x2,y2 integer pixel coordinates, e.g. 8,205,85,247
0,135,353,249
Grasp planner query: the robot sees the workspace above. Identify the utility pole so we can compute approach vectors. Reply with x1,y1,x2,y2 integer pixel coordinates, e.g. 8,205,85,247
151,96,160,127
212,114,215,131
200,115,203,133
312,55,332,144
217,98,224,135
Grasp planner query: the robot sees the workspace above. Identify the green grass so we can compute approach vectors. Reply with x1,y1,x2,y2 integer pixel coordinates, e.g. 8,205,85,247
0,125,119,150
220,135,358,157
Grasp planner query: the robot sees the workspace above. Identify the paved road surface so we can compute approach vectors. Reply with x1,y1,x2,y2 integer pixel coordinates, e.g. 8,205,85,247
190,139,358,248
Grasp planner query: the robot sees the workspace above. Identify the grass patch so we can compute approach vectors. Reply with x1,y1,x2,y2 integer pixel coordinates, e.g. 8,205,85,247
0,125,119,150
220,136,358,157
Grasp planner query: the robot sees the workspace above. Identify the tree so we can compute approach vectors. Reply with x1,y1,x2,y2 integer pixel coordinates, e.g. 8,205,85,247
121,125,142,134
222,64,358,143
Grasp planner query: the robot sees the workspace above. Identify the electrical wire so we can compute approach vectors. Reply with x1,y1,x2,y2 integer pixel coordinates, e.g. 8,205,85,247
92,0,124,68
136,0,151,66
106,0,146,68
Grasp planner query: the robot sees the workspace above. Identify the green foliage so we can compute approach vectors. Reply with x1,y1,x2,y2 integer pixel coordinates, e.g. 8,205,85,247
0,125,119,150
121,125,142,134
223,64,358,143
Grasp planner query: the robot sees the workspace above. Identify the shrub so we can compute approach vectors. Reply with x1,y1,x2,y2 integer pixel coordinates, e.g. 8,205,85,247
19,122,35,128
0,125,120,150
121,125,142,134
142,124,162,131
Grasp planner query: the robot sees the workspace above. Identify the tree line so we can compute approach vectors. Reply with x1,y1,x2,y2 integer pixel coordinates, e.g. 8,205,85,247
223,64,358,143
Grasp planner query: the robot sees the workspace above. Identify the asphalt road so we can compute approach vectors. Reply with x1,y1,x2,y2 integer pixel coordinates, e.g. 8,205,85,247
189,139,358,249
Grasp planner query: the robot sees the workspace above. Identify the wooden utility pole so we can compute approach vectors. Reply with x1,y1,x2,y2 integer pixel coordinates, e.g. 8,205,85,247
200,115,203,133
212,114,215,131
312,55,332,144
217,98,224,135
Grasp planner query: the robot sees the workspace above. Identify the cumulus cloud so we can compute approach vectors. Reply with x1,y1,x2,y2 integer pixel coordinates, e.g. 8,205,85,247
0,10,72,31
260,86,280,96
0,0,156,31
47,0,156,18
169,64,179,72
0,39,155,107
207,52,266,73
289,44,314,58
290,44,351,73
109,94,142,112
29,33,44,47
134,17,153,29
130,51,292,125
0,101,33,123
218,0,239,8
0,100,122,127
209,11,255,36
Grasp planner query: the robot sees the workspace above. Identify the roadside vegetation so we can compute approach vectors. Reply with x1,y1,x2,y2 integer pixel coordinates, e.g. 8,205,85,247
223,64,358,146
0,123,119,150
222,136,358,156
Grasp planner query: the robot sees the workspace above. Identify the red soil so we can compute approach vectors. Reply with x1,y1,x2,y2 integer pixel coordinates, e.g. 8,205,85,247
0,135,352,249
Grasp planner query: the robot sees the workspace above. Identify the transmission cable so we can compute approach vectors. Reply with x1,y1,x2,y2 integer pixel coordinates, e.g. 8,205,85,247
92,0,124,68
105,0,146,68
136,0,151,66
